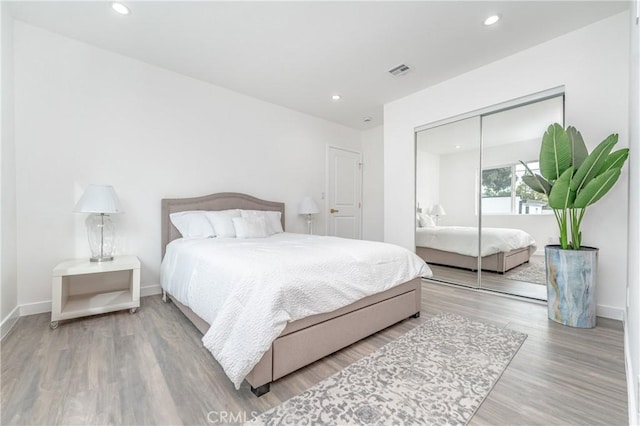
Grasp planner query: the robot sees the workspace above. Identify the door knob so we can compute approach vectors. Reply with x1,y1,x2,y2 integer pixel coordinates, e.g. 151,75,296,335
330,208,339,213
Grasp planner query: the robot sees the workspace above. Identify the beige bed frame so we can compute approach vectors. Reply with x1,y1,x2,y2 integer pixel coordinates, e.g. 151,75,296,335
161,192,422,396
415,246,531,273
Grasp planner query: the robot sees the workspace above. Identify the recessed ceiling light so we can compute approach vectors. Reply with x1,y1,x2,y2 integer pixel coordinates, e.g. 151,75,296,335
111,2,131,15
455,145,462,149
484,15,500,26
331,94,341,101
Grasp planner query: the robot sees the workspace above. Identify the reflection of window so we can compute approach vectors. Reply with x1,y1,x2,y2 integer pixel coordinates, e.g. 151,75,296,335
482,162,552,215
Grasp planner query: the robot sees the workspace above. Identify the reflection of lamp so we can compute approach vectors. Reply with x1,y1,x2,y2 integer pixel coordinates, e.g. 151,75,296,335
74,185,123,262
430,204,446,225
298,196,319,234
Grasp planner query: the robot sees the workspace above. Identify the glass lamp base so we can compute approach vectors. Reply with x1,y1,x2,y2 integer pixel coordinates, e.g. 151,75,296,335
86,213,116,261
306,215,314,235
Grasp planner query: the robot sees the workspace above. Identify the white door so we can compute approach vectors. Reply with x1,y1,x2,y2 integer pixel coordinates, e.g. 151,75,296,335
327,147,362,239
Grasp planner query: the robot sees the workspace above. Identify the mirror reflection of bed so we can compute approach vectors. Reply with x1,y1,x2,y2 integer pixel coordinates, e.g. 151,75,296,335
416,224,545,300
415,93,564,301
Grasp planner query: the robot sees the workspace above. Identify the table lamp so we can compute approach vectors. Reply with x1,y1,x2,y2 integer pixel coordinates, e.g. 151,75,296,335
298,196,319,234
74,184,123,262
430,204,446,225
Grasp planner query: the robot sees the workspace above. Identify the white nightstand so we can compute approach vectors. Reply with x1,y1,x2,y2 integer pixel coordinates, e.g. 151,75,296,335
50,255,141,329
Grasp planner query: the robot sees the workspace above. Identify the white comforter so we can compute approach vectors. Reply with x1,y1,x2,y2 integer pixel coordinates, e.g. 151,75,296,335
416,226,536,257
160,233,431,389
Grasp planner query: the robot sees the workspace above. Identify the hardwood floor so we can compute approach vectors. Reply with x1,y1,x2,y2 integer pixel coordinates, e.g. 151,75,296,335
1,281,627,425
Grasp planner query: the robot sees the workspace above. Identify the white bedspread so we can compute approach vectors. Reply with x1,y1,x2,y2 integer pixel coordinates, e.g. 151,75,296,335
160,233,431,389
415,226,536,257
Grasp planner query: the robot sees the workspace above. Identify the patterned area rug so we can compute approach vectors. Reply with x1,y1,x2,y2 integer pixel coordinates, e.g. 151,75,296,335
506,257,547,285
249,313,527,426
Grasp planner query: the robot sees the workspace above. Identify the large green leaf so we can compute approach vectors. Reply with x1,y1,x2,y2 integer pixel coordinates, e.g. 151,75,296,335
599,148,629,175
548,167,575,209
570,134,618,193
522,174,551,195
540,123,571,181
573,168,621,208
519,160,551,195
566,126,589,169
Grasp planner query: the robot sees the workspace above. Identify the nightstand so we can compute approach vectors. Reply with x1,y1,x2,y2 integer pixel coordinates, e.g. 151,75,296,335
50,255,140,329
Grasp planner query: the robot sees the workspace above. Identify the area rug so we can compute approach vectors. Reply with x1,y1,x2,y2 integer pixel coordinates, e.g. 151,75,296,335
248,313,527,426
506,257,547,285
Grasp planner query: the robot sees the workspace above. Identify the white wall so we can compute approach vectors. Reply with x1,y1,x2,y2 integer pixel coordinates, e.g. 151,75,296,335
1,5,19,336
361,125,384,241
626,2,639,424
384,12,630,317
13,21,363,310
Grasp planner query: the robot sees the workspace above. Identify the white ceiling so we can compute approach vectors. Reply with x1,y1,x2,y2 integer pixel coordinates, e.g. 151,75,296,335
6,1,629,130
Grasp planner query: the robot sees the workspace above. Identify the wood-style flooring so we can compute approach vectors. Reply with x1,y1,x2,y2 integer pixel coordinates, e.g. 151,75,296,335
1,281,627,425
429,261,547,301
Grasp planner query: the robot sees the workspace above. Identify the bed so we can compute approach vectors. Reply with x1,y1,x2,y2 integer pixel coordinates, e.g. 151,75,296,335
160,192,430,396
415,225,536,273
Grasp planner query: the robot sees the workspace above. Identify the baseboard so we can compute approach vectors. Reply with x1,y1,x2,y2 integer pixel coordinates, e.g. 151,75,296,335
596,304,624,321
19,300,51,316
0,305,20,340
16,284,163,318
141,284,162,297
428,279,624,320
624,312,639,426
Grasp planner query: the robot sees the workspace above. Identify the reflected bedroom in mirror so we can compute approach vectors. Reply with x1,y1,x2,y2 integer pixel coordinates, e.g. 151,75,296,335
415,94,564,301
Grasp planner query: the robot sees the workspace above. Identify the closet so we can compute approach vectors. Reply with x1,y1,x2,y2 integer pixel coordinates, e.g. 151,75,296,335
414,91,564,300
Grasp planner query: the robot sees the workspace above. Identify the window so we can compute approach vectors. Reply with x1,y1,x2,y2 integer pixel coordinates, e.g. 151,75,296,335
481,161,552,215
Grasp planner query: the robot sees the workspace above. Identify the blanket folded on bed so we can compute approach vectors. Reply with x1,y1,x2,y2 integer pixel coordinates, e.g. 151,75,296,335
161,233,431,389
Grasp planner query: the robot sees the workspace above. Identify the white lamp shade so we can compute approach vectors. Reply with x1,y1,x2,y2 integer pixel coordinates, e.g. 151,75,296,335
298,196,319,215
430,204,446,216
74,185,123,214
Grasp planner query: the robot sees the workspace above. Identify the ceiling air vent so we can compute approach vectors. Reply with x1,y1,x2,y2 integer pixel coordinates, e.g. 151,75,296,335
388,64,410,76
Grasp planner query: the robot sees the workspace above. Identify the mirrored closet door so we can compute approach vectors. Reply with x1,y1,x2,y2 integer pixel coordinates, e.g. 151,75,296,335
415,92,564,300
416,116,481,288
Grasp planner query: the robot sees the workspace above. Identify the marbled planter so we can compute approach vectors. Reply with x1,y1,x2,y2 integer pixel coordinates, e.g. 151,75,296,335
545,245,598,328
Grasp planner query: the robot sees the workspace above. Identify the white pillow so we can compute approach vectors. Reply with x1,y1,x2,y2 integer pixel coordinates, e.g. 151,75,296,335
206,209,241,238
240,210,284,235
170,211,216,239
419,213,437,228
232,216,270,239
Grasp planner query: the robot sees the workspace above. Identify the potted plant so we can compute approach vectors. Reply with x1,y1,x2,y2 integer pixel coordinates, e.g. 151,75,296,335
521,123,629,328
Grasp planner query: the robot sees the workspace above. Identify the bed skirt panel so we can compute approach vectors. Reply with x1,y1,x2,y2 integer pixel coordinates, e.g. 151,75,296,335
167,277,422,390
416,246,531,273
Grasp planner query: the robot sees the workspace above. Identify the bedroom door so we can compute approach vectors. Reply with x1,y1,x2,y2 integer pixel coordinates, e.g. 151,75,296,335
327,147,362,239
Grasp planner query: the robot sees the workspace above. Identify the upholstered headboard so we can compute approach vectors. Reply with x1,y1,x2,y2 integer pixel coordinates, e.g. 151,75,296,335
161,192,285,257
